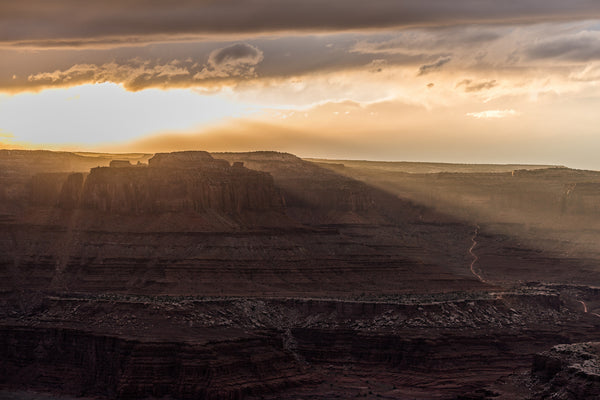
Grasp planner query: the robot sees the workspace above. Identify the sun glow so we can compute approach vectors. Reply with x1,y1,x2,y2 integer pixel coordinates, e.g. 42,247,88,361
0,83,259,148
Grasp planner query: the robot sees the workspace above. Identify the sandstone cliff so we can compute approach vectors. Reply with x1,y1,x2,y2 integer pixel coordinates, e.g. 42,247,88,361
0,150,150,216
25,151,284,215
80,153,283,214
215,151,429,225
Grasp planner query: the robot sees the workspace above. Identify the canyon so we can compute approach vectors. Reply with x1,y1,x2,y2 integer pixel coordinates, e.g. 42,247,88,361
2,150,600,399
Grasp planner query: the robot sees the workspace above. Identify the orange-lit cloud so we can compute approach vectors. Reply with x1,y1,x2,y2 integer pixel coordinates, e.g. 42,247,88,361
456,79,498,93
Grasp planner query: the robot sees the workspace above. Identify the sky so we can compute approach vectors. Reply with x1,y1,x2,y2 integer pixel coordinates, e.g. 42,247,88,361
2,1,600,168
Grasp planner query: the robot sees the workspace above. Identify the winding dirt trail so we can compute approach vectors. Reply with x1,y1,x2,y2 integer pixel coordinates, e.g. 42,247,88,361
577,300,600,318
469,225,486,283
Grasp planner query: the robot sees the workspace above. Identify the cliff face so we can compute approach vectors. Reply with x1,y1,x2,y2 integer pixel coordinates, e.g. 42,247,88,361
58,173,85,209
2,291,598,400
27,151,284,215
0,150,480,297
215,151,425,224
0,150,150,217
0,325,311,400
80,161,282,215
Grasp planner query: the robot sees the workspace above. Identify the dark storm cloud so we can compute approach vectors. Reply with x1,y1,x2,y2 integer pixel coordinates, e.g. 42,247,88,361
1,1,600,46
1,35,435,92
457,79,498,92
418,57,451,75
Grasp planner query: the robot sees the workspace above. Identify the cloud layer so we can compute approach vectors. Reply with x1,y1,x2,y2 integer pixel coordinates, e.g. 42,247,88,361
19,43,264,91
2,1,600,46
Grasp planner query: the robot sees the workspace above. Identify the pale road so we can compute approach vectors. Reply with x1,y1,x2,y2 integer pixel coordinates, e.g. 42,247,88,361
578,300,600,318
469,225,486,283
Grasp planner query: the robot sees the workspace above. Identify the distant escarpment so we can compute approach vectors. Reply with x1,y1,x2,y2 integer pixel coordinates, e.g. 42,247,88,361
215,151,435,225
216,152,375,213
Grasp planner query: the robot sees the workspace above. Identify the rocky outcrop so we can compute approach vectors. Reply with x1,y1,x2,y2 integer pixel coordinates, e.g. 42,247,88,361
530,342,600,399
109,160,133,168
2,291,595,400
149,151,229,169
80,163,282,214
23,151,285,215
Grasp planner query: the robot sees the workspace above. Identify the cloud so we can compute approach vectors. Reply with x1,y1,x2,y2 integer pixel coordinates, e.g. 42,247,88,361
0,129,14,138
4,34,430,92
418,57,451,75
526,31,600,62
367,59,388,73
24,43,264,91
210,43,263,66
2,1,600,46
194,43,264,80
569,63,600,81
27,61,190,91
351,27,501,56
457,79,498,92
466,109,519,119
4,22,600,94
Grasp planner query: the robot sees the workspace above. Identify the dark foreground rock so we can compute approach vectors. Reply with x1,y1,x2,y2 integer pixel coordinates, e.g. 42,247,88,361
529,342,600,400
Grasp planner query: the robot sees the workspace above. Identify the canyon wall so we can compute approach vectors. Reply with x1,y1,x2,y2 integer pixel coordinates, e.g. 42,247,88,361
0,150,482,297
0,325,311,400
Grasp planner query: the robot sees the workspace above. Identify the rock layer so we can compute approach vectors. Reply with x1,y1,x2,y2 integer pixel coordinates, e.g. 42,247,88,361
0,325,311,400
